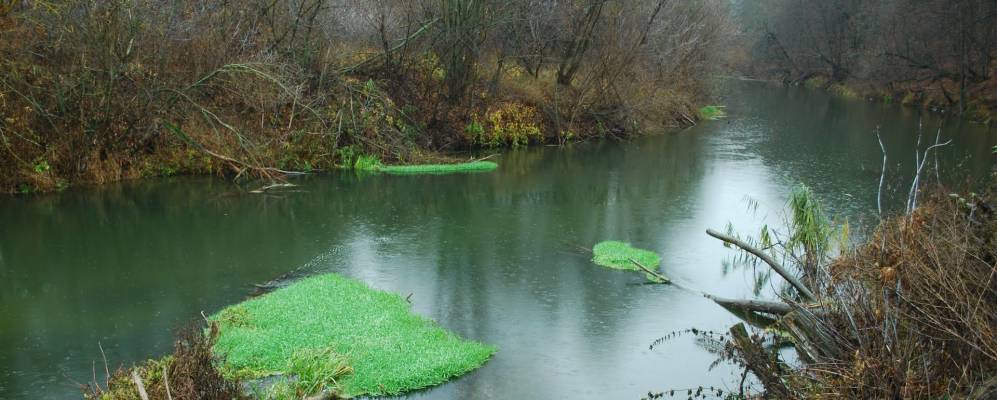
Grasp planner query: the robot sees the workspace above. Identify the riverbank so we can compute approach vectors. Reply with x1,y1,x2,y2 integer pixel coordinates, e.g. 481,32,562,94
735,1,997,125
795,74,997,123
0,1,730,194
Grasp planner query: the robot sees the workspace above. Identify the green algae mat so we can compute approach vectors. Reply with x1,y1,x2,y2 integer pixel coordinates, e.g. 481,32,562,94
591,241,668,283
591,241,661,271
355,158,498,175
210,273,495,397
698,105,727,120
378,161,498,175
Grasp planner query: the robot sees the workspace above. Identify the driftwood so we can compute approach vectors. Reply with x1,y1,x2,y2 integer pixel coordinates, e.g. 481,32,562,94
706,229,817,302
729,323,793,399
249,183,297,194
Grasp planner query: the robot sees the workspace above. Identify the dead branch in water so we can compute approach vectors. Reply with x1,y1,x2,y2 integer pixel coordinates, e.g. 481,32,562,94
628,257,672,284
705,294,792,315
706,229,817,302
249,183,298,194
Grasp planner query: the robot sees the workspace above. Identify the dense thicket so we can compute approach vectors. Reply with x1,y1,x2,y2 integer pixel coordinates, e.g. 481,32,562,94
735,0,997,117
0,0,730,193
695,187,997,399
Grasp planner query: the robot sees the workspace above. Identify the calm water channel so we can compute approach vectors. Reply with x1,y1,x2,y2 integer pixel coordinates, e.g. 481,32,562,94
1,82,994,399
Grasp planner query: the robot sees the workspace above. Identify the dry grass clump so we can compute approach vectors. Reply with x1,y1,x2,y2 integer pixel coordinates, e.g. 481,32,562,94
788,190,997,399
83,323,243,400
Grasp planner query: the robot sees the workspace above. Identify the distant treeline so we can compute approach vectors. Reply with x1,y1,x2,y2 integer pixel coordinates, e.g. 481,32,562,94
735,0,997,117
0,0,730,193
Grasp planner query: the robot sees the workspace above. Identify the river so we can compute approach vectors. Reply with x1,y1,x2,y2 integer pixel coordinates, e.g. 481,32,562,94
1,81,994,399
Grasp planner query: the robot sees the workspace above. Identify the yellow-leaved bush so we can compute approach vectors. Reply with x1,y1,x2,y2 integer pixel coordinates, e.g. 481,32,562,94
467,102,542,147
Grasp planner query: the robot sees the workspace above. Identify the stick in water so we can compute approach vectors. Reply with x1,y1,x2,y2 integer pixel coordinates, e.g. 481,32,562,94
628,257,671,284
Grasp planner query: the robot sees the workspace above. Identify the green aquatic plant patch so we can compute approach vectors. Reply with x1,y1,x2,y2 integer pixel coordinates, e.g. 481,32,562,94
592,241,667,283
211,273,496,397
351,153,498,175
698,105,727,120
592,241,661,271
379,161,498,175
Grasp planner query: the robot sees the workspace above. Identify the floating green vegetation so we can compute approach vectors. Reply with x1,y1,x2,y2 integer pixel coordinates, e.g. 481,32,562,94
698,105,727,120
592,241,661,271
379,161,498,175
592,241,667,283
211,273,496,398
351,153,498,175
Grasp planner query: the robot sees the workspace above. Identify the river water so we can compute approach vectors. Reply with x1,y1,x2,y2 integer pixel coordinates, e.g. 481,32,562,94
1,82,994,399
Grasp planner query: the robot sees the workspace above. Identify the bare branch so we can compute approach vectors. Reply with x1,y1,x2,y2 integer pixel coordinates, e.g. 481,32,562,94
706,229,817,302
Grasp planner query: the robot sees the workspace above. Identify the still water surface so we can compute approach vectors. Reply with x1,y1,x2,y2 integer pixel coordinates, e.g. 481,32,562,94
1,82,994,399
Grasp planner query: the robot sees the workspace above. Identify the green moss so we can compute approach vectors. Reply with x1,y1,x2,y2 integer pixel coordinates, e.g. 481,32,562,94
591,241,661,271
211,273,496,397
379,161,498,175
698,105,727,121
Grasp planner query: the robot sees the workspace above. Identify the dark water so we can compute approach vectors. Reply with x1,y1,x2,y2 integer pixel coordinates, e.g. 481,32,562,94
1,82,994,399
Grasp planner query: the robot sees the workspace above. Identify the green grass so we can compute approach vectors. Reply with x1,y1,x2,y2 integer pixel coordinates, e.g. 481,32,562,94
210,273,496,397
698,105,727,120
591,241,661,271
378,161,498,175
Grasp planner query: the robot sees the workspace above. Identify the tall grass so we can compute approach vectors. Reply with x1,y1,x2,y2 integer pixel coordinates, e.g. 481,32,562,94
787,184,832,283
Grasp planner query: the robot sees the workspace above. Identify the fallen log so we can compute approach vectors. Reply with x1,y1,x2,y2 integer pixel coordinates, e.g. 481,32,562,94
706,229,817,302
